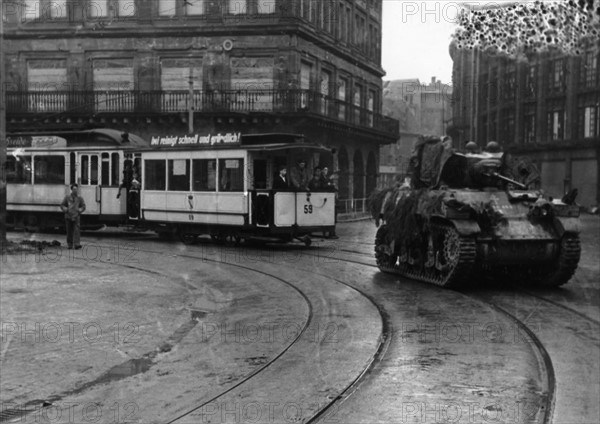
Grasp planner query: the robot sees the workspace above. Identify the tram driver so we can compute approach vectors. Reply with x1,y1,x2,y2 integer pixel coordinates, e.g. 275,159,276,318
272,165,290,190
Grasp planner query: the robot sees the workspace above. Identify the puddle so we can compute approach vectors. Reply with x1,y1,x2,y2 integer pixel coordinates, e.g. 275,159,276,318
8,311,206,419
91,357,153,385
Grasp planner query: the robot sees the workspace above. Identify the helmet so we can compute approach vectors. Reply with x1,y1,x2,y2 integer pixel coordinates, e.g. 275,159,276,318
485,141,501,153
465,141,479,152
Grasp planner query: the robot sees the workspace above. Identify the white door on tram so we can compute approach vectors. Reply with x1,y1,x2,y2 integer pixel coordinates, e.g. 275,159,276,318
77,152,126,217
77,153,101,215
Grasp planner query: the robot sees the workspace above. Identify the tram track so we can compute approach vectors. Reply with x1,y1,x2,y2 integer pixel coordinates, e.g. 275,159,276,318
115,240,387,424
13,234,387,424
9,230,596,423
101,230,597,423
304,242,600,424
284,244,562,424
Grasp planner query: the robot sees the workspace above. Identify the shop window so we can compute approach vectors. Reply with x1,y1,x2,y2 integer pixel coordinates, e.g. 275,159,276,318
145,160,166,191
168,159,190,191
34,156,65,184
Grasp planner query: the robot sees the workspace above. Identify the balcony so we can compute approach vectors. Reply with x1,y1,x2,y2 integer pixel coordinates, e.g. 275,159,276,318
6,89,399,137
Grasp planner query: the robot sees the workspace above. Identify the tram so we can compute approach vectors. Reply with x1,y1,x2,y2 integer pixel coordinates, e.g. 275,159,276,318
140,132,336,245
5,129,146,231
5,130,337,245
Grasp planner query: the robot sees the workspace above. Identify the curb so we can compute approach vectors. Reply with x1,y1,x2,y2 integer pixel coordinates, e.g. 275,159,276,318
337,214,372,223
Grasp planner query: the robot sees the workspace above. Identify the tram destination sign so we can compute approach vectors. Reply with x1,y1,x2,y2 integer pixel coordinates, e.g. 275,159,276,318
7,136,67,148
150,133,241,147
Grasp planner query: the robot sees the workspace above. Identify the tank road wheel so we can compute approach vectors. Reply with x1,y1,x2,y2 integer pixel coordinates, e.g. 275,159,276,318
535,235,581,287
374,225,398,272
429,224,476,288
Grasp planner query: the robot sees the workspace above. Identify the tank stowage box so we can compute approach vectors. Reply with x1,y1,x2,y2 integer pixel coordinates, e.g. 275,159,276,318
370,136,581,288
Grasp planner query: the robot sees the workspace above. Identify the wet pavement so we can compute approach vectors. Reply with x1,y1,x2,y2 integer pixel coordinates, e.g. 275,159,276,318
1,215,598,423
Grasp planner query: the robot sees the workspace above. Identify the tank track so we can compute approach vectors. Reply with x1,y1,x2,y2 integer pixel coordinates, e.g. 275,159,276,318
375,223,476,288
534,235,581,287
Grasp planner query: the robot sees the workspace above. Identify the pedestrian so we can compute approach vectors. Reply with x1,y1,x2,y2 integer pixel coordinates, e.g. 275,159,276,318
290,159,310,191
308,167,324,190
318,165,339,239
116,159,133,199
60,183,86,249
272,165,289,190
128,174,141,218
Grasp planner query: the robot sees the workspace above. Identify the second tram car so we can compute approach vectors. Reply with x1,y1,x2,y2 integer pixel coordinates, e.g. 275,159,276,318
140,132,336,245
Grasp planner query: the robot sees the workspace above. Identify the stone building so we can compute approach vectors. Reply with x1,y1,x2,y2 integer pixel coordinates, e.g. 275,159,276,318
2,0,398,204
379,77,453,187
450,42,600,208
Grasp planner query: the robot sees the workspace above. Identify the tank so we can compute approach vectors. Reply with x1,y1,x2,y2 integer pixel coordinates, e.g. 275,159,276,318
371,136,581,288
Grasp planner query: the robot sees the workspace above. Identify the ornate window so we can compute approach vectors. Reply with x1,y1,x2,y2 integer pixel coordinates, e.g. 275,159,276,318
580,50,599,88
547,101,566,141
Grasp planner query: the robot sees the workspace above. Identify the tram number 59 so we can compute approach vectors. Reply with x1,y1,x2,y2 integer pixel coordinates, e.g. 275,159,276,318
304,205,313,214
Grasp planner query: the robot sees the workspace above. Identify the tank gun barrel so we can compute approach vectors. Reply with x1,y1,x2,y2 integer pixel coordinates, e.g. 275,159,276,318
490,172,527,190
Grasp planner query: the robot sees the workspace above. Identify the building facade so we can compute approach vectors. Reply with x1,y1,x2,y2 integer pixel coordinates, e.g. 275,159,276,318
450,42,600,208
379,77,453,188
2,0,398,204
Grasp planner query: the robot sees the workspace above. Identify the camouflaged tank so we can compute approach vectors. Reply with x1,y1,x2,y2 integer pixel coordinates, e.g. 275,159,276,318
371,136,581,288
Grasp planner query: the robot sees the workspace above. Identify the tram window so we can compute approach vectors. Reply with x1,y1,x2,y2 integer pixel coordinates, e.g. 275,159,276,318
101,153,110,186
91,156,99,185
111,153,120,186
145,160,166,190
80,155,89,184
192,159,216,192
6,155,32,184
70,153,76,184
34,156,65,184
168,159,190,191
218,158,244,192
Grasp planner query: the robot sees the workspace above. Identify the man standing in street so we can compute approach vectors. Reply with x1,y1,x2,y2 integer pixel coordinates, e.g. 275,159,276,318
60,184,86,249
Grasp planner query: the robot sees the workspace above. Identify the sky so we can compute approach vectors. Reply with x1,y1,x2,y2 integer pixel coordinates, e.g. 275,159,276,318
382,1,459,84
381,1,522,84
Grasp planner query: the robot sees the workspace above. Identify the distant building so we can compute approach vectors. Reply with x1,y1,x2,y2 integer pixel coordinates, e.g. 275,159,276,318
3,0,398,204
450,42,600,208
380,77,453,187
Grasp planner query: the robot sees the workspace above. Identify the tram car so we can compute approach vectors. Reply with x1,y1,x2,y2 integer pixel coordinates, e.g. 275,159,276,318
5,129,147,231
139,132,336,246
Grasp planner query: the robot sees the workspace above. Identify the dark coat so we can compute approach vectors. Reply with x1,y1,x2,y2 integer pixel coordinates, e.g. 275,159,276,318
272,175,289,190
